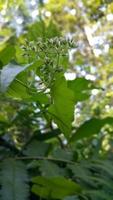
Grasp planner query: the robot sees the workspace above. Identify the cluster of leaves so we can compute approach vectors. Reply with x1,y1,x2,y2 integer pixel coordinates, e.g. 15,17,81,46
1,137,113,200
1,34,113,199
1,1,113,199
0,36,98,139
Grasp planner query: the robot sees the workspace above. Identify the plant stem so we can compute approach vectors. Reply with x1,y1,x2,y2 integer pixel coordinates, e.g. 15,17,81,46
14,155,75,164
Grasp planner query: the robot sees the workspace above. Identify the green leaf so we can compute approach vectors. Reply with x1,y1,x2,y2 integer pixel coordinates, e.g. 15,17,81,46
90,159,113,178
67,162,94,187
34,129,61,141
52,147,73,161
67,77,95,102
0,62,50,101
63,196,79,200
38,160,65,177
0,44,15,68
23,91,49,104
68,158,113,198
85,190,113,200
23,140,50,156
7,71,31,99
49,74,75,138
25,21,45,41
0,63,30,93
46,20,61,38
32,176,82,199
1,159,29,200
25,20,60,41
69,117,113,142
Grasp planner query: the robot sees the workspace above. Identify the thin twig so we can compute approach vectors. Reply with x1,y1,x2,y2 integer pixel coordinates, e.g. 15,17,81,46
14,156,75,164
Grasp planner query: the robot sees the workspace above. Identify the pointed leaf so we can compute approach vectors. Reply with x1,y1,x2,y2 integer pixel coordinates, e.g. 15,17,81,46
49,74,75,138
70,117,113,142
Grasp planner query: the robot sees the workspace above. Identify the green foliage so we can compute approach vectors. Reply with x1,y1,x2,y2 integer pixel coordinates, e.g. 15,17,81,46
68,158,113,200
32,176,82,199
0,43,15,68
0,63,30,93
0,159,29,200
1,30,112,199
25,20,61,41
1,1,113,199
1,30,113,199
0,37,77,138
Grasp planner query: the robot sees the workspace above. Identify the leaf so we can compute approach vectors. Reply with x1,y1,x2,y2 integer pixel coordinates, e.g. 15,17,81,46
46,20,61,38
0,44,15,68
52,147,73,161
34,129,61,141
85,190,113,200
67,77,95,102
63,196,79,200
91,159,113,178
38,160,66,177
68,158,113,199
0,159,29,200
0,63,30,93
23,140,50,156
26,20,60,41
28,92,49,104
0,62,50,101
24,21,44,41
67,163,94,187
7,71,31,99
69,117,113,142
32,176,82,199
48,74,75,138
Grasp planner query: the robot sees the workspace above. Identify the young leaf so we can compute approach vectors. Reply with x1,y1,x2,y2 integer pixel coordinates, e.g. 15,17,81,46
26,20,60,41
